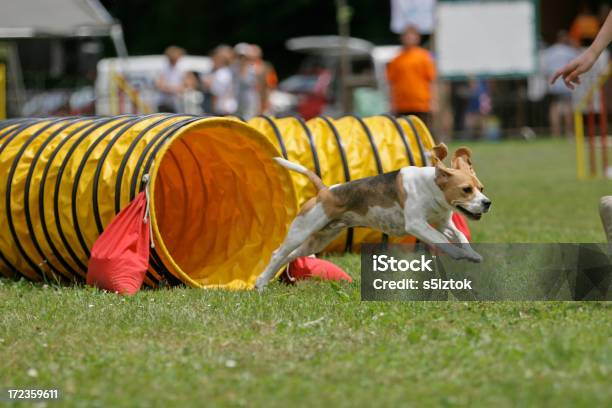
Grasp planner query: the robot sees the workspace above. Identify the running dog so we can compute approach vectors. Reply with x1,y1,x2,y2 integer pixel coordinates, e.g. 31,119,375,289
255,143,491,290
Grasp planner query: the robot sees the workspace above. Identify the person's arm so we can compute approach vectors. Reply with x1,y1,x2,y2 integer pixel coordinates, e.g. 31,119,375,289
155,76,168,92
551,11,612,88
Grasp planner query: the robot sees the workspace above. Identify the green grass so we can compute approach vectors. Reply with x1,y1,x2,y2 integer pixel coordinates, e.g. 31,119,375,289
1,139,611,407
458,139,612,242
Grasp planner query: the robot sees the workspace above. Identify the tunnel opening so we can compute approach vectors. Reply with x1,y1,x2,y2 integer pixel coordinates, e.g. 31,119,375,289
149,118,298,289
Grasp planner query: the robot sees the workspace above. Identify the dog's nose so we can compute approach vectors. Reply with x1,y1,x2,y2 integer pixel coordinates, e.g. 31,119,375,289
482,199,492,210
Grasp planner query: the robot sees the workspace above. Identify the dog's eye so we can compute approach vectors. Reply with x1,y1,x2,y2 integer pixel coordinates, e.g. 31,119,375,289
462,186,473,194
480,187,484,192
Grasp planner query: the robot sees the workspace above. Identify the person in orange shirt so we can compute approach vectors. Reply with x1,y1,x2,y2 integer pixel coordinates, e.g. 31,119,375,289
387,25,436,124
569,4,600,47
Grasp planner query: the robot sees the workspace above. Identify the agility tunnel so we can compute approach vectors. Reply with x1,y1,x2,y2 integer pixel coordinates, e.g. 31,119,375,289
0,114,434,289
248,114,435,252
0,115,297,289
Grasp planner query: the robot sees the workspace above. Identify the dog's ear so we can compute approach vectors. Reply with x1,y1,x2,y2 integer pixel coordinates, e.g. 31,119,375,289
451,147,474,172
431,143,448,165
434,160,453,185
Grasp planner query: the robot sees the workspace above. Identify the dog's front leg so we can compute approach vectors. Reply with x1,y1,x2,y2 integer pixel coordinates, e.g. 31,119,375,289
440,217,483,262
405,220,481,262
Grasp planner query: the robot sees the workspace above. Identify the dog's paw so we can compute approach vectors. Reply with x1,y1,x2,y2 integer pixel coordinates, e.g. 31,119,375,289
255,277,268,292
465,251,483,263
439,245,466,260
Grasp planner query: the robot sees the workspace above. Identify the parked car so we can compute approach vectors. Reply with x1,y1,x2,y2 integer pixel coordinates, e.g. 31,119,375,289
273,36,401,118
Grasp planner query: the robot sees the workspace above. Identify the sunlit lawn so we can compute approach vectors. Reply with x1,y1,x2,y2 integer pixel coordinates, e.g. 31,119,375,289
1,139,610,407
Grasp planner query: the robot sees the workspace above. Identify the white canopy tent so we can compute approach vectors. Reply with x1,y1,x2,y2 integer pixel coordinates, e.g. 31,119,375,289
0,0,127,116
0,0,126,56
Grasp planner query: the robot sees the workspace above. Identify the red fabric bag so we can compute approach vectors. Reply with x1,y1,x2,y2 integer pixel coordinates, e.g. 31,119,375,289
87,191,150,295
452,212,471,241
281,256,352,284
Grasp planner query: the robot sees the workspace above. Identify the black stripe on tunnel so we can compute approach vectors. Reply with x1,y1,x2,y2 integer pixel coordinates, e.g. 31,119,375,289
292,115,322,177
129,117,198,202
383,115,420,247
24,118,84,281
67,117,138,267
400,116,428,166
14,118,82,281
92,113,161,234
257,115,288,159
38,118,113,281
382,114,415,166
51,116,135,276
348,115,384,173
348,115,388,244
113,114,184,214
318,116,354,253
0,118,29,134
0,119,49,278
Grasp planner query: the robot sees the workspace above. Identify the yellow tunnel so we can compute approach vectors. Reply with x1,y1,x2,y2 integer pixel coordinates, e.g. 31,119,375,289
0,115,297,289
248,114,435,252
0,114,434,289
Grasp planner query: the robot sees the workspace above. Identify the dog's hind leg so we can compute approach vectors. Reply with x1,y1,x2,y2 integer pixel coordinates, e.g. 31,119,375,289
255,204,332,290
285,222,345,261
257,223,345,288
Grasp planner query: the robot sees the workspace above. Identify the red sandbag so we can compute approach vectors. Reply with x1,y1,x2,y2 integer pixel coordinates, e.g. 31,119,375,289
87,192,150,295
281,256,352,284
452,212,471,241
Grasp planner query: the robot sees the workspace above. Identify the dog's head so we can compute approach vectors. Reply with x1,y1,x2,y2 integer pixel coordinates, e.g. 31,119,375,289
431,143,491,220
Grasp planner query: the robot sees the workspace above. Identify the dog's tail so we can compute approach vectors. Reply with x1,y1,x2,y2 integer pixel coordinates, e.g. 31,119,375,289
273,157,326,191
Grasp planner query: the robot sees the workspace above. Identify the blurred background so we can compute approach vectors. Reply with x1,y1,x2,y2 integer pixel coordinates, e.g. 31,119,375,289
1,0,611,140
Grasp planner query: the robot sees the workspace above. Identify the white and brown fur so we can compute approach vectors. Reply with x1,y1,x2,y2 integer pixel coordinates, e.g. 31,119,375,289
255,144,491,290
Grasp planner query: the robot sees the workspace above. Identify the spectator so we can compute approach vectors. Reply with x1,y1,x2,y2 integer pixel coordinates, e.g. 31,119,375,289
234,43,262,118
542,31,579,137
203,45,237,115
570,3,600,47
251,44,278,114
155,46,186,112
464,78,492,138
386,25,436,126
182,71,204,115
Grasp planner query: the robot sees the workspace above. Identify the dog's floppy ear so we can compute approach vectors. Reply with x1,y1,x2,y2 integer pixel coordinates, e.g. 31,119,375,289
434,160,453,185
451,147,474,172
431,143,448,165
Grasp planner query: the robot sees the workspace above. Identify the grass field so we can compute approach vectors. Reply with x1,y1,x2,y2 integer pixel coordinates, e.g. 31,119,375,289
1,139,611,407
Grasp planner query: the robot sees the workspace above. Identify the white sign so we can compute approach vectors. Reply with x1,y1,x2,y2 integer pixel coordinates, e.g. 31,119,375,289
390,0,436,34
435,1,537,77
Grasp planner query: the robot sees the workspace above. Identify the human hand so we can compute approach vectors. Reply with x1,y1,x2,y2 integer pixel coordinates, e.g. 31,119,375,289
550,48,599,89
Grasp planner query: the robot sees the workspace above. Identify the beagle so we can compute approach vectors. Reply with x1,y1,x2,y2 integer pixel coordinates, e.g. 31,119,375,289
255,143,491,290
